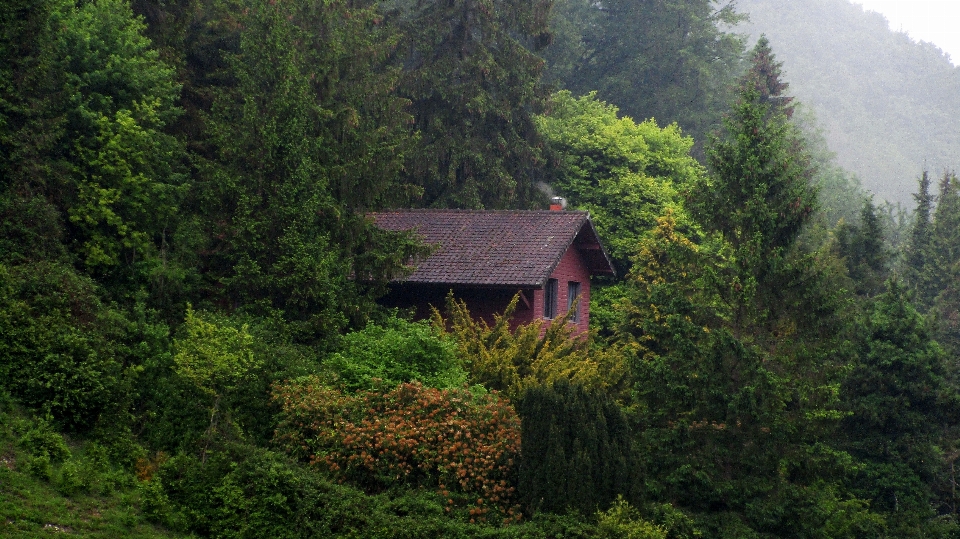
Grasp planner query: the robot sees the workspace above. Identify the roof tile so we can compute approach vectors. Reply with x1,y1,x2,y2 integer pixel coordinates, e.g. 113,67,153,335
369,209,614,287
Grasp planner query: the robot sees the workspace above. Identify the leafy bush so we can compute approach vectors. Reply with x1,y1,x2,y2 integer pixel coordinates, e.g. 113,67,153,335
274,378,521,521
596,497,667,539
325,316,465,392
18,419,71,465
0,262,129,431
437,294,627,401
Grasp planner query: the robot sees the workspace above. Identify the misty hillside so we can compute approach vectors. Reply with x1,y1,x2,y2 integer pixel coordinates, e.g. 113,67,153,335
737,0,960,206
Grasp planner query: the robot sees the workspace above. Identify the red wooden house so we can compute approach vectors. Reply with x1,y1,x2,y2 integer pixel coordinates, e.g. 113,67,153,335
369,209,615,333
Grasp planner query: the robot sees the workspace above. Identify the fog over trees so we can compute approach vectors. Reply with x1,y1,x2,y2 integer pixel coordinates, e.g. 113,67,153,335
737,0,960,206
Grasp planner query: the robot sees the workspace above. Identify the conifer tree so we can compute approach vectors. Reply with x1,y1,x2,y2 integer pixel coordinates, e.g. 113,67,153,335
619,40,873,537
905,170,935,305
836,198,889,298
930,174,960,291
928,173,960,363
701,37,815,264
187,0,428,341
517,380,636,516
389,0,553,209
841,280,957,528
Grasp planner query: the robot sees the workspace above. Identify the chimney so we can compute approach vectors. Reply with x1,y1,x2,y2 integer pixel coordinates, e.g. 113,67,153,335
550,196,566,211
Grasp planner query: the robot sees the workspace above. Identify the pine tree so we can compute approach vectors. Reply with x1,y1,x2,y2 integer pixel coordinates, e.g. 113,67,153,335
841,280,957,528
836,198,889,297
905,170,934,305
618,40,872,536
390,0,553,209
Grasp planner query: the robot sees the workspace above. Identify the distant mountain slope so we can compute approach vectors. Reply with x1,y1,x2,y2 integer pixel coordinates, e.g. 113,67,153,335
737,0,960,205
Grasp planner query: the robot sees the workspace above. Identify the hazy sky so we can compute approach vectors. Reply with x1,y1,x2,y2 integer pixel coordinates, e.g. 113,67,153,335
854,0,960,64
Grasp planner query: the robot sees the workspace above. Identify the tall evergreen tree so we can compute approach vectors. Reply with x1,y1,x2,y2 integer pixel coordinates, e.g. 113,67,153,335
841,280,958,531
544,0,746,146
618,40,875,537
904,170,935,305
389,0,553,209
182,0,428,341
700,38,815,262
928,173,960,365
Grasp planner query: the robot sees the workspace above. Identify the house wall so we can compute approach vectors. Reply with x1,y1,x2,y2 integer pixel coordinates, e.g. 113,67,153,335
379,246,592,335
379,285,534,329
531,246,592,335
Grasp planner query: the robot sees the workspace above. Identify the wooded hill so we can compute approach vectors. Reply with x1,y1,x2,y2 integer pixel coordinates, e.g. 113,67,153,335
3,0,960,538
737,0,960,206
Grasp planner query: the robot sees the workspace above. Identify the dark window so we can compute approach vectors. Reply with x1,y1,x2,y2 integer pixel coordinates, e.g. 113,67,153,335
567,281,581,323
544,278,558,319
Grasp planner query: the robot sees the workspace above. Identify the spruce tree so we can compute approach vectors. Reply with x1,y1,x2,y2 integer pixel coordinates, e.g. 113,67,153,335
905,170,934,305
841,280,957,528
389,0,553,209
836,198,889,298
701,37,815,263
929,173,960,364
187,0,428,341
619,39,873,537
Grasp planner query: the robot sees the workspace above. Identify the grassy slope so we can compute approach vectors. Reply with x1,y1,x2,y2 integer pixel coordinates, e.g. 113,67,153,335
0,409,183,539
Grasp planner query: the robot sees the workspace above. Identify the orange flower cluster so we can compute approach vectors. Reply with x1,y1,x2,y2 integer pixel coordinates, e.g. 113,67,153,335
273,378,522,522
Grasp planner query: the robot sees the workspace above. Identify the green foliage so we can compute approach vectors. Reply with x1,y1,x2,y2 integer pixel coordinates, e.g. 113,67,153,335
616,51,870,532
56,0,184,271
325,316,465,392
537,90,704,273
173,305,260,400
437,294,626,401
152,443,601,538
904,171,936,305
18,420,72,466
544,0,746,146
595,497,666,539
517,381,636,517
699,41,816,265
390,0,553,209
0,262,131,431
0,403,177,537
186,0,428,341
835,198,889,297
841,281,957,527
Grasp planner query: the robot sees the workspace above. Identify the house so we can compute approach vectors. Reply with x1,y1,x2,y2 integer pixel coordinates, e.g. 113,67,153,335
369,208,615,333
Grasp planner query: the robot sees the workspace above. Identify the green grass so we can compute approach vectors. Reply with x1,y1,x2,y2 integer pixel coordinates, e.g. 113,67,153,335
0,406,184,539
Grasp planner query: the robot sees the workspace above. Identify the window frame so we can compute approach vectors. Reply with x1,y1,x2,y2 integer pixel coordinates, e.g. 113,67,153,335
544,278,559,319
567,281,581,323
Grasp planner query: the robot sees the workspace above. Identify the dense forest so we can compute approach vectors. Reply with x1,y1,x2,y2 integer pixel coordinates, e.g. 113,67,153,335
2,0,960,537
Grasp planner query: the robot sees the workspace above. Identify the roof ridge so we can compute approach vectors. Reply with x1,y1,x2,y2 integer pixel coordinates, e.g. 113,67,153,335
370,208,589,214
369,209,612,286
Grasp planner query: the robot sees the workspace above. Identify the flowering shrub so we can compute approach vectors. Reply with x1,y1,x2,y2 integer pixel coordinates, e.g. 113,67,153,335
273,378,522,522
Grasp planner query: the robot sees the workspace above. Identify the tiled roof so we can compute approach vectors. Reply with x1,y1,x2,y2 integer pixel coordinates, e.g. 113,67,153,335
369,209,615,287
